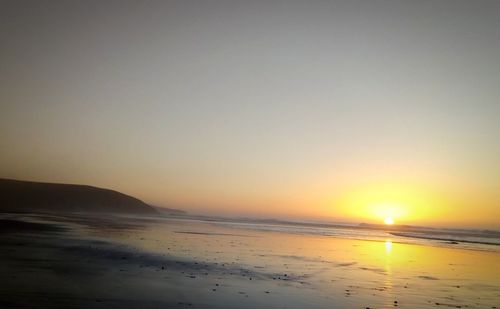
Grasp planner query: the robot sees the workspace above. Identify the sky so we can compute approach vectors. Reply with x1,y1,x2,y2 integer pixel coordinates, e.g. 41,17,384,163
1,0,499,228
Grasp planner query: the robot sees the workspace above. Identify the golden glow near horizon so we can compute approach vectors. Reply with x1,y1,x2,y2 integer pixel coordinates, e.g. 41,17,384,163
331,181,459,225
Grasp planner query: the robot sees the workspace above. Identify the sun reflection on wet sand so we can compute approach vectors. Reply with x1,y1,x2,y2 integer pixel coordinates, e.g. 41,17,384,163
383,240,394,308
385,240,393,254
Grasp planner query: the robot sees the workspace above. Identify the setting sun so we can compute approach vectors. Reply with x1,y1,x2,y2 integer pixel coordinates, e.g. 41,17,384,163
384,217,395,225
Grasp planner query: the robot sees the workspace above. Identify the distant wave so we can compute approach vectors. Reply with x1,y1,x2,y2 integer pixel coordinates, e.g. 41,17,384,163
390,232,500,246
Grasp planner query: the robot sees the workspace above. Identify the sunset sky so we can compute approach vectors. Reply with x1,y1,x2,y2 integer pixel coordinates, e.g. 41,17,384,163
1,0,499,228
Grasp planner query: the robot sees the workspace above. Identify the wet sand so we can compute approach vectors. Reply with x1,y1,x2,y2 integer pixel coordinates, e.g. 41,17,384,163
1,213,499,308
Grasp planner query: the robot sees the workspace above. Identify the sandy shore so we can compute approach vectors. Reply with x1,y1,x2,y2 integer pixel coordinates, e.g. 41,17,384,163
1,213,499,308
0,214,326,308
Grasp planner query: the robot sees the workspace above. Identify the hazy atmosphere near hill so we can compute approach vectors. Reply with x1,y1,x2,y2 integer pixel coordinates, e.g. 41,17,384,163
1,0,500,228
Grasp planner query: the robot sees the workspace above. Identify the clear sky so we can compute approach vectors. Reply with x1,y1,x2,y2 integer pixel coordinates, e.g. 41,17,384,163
1,0,499,228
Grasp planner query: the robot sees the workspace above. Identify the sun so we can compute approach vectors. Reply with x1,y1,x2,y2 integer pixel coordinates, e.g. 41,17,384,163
384,217,395,225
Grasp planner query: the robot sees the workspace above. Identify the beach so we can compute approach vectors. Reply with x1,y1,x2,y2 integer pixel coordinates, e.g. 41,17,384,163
1,213,499,309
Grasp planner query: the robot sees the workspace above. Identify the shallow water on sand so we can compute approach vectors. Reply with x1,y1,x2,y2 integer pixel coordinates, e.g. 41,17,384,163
82,216,500,309
1,213,499,308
